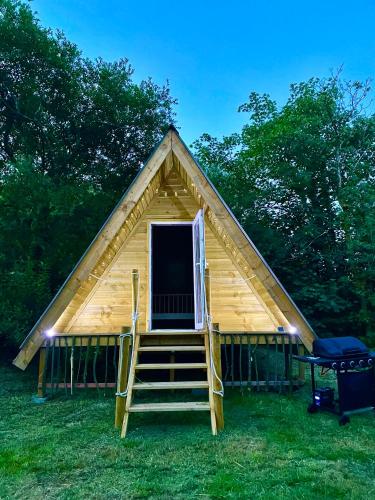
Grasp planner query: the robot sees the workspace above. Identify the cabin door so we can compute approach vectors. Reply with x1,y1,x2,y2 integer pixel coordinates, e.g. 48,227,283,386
192,209,206,330
150,213,206,331
151,223,195,330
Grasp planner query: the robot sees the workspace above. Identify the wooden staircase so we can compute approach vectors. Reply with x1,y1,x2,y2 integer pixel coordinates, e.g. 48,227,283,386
119,331,218,437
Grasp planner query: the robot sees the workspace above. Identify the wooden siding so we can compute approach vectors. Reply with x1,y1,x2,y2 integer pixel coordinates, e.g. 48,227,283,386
56,168,278,334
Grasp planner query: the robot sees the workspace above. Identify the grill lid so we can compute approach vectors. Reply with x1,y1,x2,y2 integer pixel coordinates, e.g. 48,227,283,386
313,337,369,359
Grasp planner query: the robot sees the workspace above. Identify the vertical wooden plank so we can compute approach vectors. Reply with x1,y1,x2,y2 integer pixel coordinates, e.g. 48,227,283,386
212,323,224,431
115,326,131,428
37,348,47,397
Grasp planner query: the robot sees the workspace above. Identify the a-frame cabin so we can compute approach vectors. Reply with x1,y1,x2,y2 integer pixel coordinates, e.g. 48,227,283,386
13,126,316,436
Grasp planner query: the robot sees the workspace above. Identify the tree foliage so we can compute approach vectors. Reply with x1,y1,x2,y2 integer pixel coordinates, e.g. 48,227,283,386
1,1,373,350
194,76,375,342
0,0,176,347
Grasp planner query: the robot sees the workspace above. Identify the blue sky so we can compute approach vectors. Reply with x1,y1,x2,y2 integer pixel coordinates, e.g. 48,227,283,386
32,0,375,144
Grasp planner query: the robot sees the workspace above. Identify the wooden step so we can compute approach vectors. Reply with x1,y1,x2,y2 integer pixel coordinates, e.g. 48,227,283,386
135,363,207,370
129,402,211,412
133,381,209,390
138,345,205,352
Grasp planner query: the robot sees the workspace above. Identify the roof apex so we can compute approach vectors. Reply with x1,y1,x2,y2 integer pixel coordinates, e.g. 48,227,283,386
168,124,179,135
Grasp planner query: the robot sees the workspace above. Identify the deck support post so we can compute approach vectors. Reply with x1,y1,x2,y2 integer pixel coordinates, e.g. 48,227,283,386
212,323,224,431
37,347,47,398
115,326,131,428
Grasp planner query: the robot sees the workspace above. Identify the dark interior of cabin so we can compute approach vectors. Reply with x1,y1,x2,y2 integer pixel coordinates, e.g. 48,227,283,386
151,225,195,329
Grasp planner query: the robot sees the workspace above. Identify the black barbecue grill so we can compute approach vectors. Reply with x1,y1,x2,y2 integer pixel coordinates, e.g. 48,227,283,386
295,336,375,425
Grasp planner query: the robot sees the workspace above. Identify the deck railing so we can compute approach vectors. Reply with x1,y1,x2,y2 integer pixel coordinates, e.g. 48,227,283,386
37,332,305,397
37,335,121,397
152,293,194,313
152,293,194,320
219,332,305,392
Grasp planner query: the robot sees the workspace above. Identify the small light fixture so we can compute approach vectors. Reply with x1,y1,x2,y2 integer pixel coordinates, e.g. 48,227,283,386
45,328,56,338
289,325,298,334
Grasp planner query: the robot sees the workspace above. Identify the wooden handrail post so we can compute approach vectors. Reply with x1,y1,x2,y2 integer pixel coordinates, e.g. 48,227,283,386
212,323,224,431
120,269,140,438
116,268,140,428
115,326,131,428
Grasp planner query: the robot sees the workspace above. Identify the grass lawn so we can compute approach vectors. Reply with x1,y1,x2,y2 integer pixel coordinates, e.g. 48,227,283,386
1,361,375,499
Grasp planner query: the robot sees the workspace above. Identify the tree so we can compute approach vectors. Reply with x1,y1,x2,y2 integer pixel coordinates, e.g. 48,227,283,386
0,0,176,348
0,0,176,193
194,75,375,341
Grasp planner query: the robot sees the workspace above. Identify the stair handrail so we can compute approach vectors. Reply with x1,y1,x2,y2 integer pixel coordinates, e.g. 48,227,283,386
203,272,224,398
116,270,140,398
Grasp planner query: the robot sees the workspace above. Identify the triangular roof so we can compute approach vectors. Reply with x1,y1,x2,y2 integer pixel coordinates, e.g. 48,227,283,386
13,127,315,369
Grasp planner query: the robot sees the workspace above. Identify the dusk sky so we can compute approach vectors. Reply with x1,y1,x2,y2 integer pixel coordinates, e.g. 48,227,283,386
33,0,375,144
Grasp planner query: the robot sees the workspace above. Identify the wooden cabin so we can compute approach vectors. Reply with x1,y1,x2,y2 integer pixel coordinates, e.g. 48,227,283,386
13,126,316,436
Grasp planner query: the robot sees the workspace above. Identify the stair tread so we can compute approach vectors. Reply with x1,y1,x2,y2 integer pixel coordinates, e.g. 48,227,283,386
136,362,207,369
129,402,211,412
138,345,205,352
133,381,209,390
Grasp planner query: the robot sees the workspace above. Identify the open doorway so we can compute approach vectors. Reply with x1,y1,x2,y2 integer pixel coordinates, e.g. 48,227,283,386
151,224,195,330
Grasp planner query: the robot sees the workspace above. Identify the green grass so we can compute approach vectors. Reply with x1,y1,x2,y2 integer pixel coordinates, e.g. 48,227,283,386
1,363,375,499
